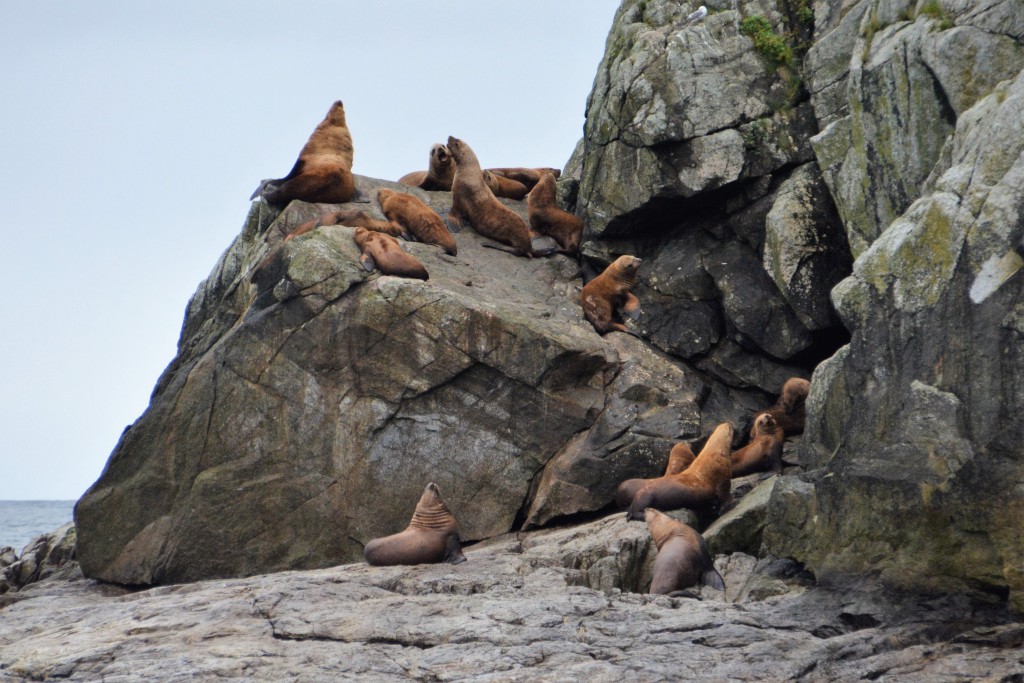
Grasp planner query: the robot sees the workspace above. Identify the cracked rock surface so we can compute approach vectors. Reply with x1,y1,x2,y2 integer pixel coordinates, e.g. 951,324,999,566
2,514,1021,682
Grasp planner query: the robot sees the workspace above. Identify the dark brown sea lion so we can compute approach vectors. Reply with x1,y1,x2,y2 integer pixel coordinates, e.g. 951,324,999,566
615,442,696,509
752,377,811,437
353,227,429,281
377,188,458,256
732,413,784,477
528,172,583,255
579,255,642,335
363,483,466,566
399,144,528,199
627,422,733,521
285,209,405,242
447,136,534,256
250,100,356,206
645,508,725,595
488,167,562,191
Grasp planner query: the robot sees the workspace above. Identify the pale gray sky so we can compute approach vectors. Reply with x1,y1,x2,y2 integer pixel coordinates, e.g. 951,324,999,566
0,1,622,500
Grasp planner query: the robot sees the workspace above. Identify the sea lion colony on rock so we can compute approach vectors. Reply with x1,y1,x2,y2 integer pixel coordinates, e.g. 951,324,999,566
253,102,814,592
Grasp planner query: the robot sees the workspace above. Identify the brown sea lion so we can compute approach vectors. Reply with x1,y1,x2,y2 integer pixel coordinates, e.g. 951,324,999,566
399,144,528,199
579,255,642,335
353,227,429,281
285,209,405,242
377,189,457,256
627,422,733,521
645,508,725,595
488,167,562,191
447,136,534,256
732,413,784,478
398,143,454,191
528,172,583,255
363,483,466,566
753,377,811,437
615,442,696,509
250,100,356,206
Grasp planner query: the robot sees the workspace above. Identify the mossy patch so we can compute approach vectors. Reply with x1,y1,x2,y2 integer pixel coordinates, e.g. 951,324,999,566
740,15,794,67
919,0,954,30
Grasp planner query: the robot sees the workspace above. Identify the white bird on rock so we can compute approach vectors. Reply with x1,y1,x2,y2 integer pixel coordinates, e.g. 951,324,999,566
687,5,708,23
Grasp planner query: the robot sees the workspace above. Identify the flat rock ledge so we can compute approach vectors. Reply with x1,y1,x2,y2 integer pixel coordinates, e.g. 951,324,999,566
1,514,1020,682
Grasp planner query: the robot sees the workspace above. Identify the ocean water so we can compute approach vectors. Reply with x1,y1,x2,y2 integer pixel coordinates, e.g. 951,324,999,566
0,500,76,553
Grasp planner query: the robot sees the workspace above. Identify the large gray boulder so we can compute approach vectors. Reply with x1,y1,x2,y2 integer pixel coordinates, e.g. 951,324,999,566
767,64,1024,610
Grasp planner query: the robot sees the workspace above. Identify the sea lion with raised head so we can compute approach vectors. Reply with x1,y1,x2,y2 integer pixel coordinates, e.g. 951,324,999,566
528,172,583,255
580,255,642,335
627,423,733,521
615,442,695,509
285,209,405,242
250,100,356,206
363,482,466,566
377,188,457,256
399,144,528,199
447,136,534,256
753,376,811,437
353,227,429,281
645,508,725,595
732,413,784,477
488,167,562,191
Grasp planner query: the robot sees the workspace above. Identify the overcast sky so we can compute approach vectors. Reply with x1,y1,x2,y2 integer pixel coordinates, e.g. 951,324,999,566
0,1,622,501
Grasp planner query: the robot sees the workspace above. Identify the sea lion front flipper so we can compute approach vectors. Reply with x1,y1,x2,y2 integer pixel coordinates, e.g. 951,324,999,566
350,189,372,204
622,292,641,316
359,253,377,272
444,534,467,564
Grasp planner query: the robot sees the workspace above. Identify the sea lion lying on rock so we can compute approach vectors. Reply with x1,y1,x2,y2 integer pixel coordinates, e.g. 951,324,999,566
528,172,583,255
377,188,457,256
488,167,562,191
626,423,733,521
579,255,642,336
752,377,810,437
251,100,356,206
285,209,405,242
353,227,429,281
731,413,784,477
615,443,695,509
363,483,466,566
645,508,725,595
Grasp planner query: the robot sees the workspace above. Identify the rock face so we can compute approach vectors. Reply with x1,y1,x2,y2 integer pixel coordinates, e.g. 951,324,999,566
2,514,1021,682
0,524,77,595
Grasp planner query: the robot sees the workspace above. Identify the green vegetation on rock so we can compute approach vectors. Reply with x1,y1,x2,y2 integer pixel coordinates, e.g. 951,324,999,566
740,15,794,67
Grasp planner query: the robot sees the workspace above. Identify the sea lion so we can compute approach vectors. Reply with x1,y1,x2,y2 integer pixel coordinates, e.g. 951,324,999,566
377,188,458,256
398,143,454,191
645,508,725,595
447,136,534,256
250,100,356,206
528,172,583,255
615,442,696,509
731,413,784,477
399,144,528,199
363,483,466,566
627,423,733,521
353,227,429,281
488,167,562,191
285,209,405,242
753,377,811,437
579,255,642,335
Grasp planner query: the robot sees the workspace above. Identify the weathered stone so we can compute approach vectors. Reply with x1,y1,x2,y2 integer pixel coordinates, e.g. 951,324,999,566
704,475,780,556
0,524,77,595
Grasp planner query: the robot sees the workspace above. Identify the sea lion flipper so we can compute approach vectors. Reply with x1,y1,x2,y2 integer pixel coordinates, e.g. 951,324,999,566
443,535,467,564
350,189,372,204
359,253,376,272
249,178,276,201
701,568,725,591
622,292,641,316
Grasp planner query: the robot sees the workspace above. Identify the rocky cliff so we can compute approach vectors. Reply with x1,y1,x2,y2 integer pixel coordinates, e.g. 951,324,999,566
71,0,1024,620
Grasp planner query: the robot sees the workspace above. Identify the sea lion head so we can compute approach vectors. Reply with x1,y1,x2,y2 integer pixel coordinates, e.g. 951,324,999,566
446,136,467,163
419,482,445,508
610,255,643,284
643,508,678,548
376,188,395,204
753,413,778,435
325,100,346,124
430,143,451,167
353,226,370,246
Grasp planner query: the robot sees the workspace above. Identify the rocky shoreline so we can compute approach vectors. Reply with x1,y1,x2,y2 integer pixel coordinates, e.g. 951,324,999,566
1,513,1022,682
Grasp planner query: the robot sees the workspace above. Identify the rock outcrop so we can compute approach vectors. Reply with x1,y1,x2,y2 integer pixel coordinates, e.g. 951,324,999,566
0,524,77,596
2,514,1021,681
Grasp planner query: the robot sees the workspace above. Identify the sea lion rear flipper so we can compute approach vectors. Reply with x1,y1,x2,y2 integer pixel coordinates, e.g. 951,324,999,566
482,242,523,256
359,253,376,272
444,534,467,564
701,568,726,591
249,178,276,201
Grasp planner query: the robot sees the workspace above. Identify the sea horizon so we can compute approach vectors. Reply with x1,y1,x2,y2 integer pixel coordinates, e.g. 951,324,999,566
0,500,76,553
